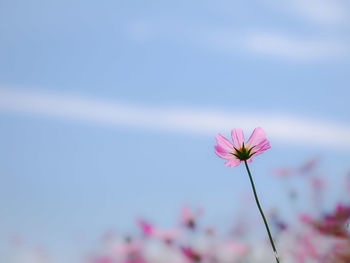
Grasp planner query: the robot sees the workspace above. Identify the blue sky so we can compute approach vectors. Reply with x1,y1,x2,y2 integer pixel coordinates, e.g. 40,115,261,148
1,0,350,261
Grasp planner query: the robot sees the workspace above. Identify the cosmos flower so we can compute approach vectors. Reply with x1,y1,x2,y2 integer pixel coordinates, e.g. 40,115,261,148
214,127,270,167
215,127,280,263
180,246,202,262
299,157,319,174
179,205,203,230
114,237,148,263
137,219,153,237
137,219,181,244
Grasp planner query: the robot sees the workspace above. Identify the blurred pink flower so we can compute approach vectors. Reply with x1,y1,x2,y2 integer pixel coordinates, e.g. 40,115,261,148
299,214,313,224
272,156,319,179
214,127,270,167
204,226,216,236
301,203,350,238
179,205,203,229
180,246,202,262
152,228,181,244
137,219,181,244
137,219,153,237
272,167,295,178
115,239,143,255
295,232,318,263
114,238,147,263
224,241,249,256
298,157,319,174
310,176,325,193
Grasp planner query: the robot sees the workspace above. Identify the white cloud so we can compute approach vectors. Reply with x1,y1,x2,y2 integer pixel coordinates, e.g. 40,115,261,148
290,0,349,25
124,20,347,61
0,88,350,149
244,32,346,60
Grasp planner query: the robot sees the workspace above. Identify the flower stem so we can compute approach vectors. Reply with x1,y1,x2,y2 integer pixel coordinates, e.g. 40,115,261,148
244,160,280,263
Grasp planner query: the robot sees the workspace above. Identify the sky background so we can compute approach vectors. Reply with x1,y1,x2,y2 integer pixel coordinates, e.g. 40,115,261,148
0,0,350,262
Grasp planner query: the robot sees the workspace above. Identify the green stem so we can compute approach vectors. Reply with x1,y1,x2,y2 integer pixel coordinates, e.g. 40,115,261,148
244,160,280,263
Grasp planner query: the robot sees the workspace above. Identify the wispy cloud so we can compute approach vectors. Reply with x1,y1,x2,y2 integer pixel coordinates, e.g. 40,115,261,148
0,88,349,149
124,19,348,61
244,32,346,60
289,0,349,25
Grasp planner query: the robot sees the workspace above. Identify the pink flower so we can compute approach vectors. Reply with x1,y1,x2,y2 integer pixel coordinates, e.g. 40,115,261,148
152,228,181,244
137,219,181,244
310,177,325,192
180,246,202,262
214,127,270,167
272,167,295,178
179,205,203,229
298,157,319,174
137,219,153,237
224,241,249,256
299,213,313,224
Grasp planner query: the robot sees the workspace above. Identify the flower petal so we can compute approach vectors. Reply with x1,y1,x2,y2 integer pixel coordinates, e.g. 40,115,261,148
246,127,266,148
231,129,245,149
225,158,241,167
252,138,271,156
214,145,230,160
215,133,234,152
